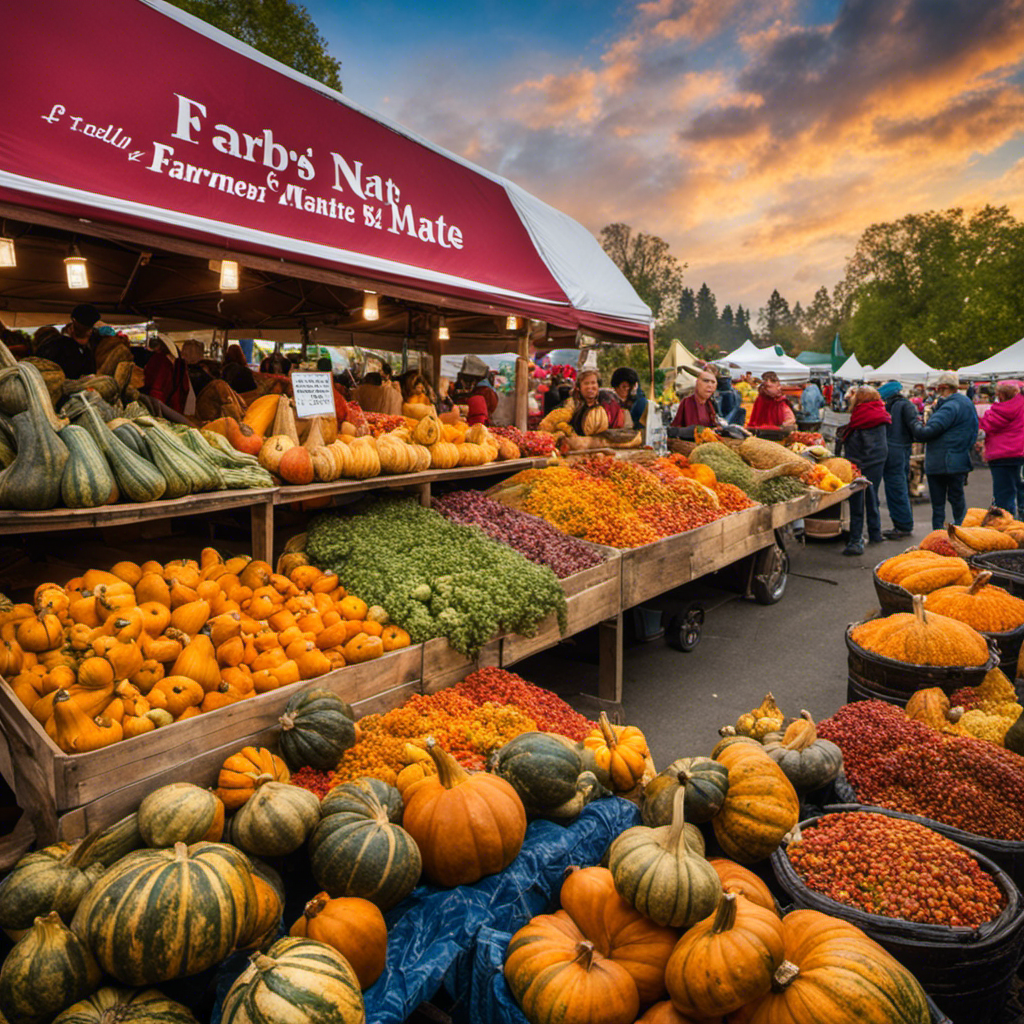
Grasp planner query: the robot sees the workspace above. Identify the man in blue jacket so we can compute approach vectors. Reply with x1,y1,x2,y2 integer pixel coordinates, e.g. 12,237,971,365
879,380,920,539
910,371,979,529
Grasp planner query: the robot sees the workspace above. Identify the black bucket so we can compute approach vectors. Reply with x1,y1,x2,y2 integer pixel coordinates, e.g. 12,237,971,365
970,551,1024,598
771,807,1024,1024
846,625,999,704
984,621,1024,677
871,565,914,615
831,774,1024,893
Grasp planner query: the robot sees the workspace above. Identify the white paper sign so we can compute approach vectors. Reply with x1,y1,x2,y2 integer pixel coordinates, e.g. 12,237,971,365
291,372,335,418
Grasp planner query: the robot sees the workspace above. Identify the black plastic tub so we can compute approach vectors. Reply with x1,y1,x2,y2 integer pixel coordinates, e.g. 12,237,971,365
831,773,1024,893
846,624,999,705
771,806,1024,1024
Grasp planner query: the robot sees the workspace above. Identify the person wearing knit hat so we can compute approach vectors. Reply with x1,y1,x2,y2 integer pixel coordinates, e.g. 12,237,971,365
910,370,979,529
877,380,920,538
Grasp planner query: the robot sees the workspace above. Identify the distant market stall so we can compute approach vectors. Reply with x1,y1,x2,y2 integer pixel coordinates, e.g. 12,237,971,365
958,336,1024,379
869,343,938,385
715,340,809,383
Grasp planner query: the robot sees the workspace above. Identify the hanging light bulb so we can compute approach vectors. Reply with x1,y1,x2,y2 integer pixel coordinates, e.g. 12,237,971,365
0,223,14,268
219,259,240,292
363,290,379,321
506,314,519,331
438,316,450,341
64,245,89,289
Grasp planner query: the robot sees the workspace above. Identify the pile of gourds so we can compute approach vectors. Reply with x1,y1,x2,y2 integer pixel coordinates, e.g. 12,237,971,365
0,341,273,511
0,550,411,754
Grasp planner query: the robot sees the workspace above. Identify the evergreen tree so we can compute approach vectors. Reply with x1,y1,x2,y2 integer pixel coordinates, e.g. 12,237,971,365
678,288,697,321
721,305,734,326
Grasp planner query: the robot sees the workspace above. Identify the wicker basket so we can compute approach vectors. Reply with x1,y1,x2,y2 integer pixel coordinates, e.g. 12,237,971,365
667,439,696,456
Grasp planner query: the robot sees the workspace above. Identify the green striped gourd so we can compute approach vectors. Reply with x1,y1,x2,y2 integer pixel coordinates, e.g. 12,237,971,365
137,782,224,847
0,841,106,940
0,405,69,510
0,911,101,1023
73,813,144,869
230,781,321,858
278,690,357,770
0,359,65,430
136,416,221,495
65,394,165,503
71,841,256,985
53,987,199,1024
221,937,365,1024
310,778,420,911
110,420,151,460
59,424,115,508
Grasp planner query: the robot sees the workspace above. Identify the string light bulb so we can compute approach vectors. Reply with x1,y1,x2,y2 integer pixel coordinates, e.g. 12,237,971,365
363,290,379,321
64,245,89,289
219,259,240,292
438,316,449,341
506,314,519,331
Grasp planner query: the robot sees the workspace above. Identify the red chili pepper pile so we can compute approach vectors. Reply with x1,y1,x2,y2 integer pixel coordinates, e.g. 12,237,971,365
787,812,1005,928
817,700,1024,840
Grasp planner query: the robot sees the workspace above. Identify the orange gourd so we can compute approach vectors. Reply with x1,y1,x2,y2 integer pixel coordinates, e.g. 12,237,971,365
77,656,115,690
289,892,387,990
402,738,527,887
15,614,63,653
342,633,384,664
924,571,1024,634
217,636,246,668
149,675,205,717
708,858,777,914
140,631,184,664
136,572,171,607
381,625,411,651
171,635,221,691
339,596,368,621
583,713,649,792
208,612,242,647
109,607,145,643
51,690,123,753
138,601,173,636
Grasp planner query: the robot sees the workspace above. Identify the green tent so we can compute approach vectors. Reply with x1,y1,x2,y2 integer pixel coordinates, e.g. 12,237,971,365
796,351,832,366
831,331,846,372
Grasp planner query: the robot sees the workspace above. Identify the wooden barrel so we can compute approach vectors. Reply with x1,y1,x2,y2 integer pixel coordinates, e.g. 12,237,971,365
771,807,1024,1024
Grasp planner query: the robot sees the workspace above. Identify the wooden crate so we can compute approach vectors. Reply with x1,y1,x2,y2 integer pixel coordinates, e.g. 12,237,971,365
0,644,423,842
501,551,622,666
421,636,502,695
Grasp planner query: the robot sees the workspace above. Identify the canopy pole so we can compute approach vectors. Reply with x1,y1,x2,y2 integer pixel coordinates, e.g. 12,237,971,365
429,330,441,398
514,328,530,432
648,324,656,400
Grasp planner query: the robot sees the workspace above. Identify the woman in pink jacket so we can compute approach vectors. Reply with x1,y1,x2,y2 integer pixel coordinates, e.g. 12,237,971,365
981,381,1024,516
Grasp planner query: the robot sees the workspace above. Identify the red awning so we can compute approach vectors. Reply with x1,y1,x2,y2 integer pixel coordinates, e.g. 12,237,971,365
0,0,652,341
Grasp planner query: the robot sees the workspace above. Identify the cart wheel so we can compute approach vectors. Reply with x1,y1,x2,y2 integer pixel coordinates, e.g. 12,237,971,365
666,604,704,652
752,544,789,605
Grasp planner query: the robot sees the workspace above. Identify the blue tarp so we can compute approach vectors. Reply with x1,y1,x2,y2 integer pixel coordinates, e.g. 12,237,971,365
211,798,640,1024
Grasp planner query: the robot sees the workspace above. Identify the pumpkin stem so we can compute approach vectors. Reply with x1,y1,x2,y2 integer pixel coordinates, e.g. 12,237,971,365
173,841,188,862
279,712,296,731
718,724,736,737
597,711,619,749
250,952,277,973
303,892,330,919
784,711,818,752
772,960,800,991
969,571,992,595
912,593,927,625
710,892,738,934
665,786,691,854
252,773,275,789
425,736,468,788
571,940,596,972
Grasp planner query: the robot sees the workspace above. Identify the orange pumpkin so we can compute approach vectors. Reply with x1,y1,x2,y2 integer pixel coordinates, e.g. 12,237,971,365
381,625,411,651
289,892,388,989
708,858,777,914
402,738,526,887
584,712,649,792
215,745,291,810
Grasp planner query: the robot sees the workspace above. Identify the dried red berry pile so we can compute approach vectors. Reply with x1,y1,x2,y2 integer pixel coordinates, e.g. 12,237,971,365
454,666,594,740
289,766,335,798
433,490,604,577
787,812,1005,928
817,700,1024,840
490,425,557,457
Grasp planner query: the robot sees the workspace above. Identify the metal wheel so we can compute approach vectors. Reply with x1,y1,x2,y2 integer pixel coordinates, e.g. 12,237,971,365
666,604,704,652
752,544,789,605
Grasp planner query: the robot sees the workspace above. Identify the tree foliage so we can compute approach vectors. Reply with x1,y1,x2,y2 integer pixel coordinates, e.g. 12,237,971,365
835,205,1024,369
167,0,342,91
599,223,686,324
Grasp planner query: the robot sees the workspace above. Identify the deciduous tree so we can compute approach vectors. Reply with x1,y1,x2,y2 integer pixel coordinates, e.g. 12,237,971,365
599,223,686,323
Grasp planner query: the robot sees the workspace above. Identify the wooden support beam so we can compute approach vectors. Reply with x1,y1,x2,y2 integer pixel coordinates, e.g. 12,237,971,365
514,329,530,432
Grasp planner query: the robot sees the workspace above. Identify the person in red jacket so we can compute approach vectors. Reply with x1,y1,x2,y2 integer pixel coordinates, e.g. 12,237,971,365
568,370,624,433
748,372,796,430
142,335,175,405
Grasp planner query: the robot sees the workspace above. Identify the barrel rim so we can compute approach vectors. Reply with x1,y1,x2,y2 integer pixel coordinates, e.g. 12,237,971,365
845,622,1000,675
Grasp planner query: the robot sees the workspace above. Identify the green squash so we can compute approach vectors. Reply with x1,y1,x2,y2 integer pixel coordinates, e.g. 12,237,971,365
642,756,729,826
0,405,69,510
278,690,357,770
137,417,221,497
138,782,224,848
310,778,420,910
74,813,144,869
0,911,101,1024
608,787,721,928
492,731,582,817
110,421,152,461
221,937,364,1024
71,841,256,986
53,987,199,1024
230,781,321,858
59,424,115,508
0,841,106,940
762,712,843,792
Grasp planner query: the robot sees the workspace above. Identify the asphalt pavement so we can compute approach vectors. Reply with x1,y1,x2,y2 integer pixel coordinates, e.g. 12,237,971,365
518,471,997,767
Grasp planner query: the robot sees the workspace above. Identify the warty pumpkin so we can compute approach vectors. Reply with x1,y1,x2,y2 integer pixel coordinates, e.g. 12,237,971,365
402,737,527,887
851,594,991,667
289,892,388,990
664,891,785,1018
729,908,931,1024
608,787,721,929
876,551,973,594
924,570,1024,633
583,713,649,792
711,742,799,864
71,841,256,985
137,782,225,847
0,910,102,1023
50,986,200,1024
221,936,365,1024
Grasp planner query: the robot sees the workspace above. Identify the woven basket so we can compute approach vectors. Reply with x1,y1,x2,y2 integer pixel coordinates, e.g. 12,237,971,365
667,439,696,456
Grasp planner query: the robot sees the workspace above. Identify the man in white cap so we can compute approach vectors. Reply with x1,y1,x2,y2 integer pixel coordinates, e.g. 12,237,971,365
909,370,979,529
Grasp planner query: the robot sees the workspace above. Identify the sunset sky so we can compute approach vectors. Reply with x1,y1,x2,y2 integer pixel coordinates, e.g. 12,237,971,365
306,0,1024,317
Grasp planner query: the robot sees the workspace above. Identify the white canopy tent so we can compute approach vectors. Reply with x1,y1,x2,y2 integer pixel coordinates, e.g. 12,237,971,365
958,338,1024,378
835,352,864,379
870,344,938,385
715,340,809,383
